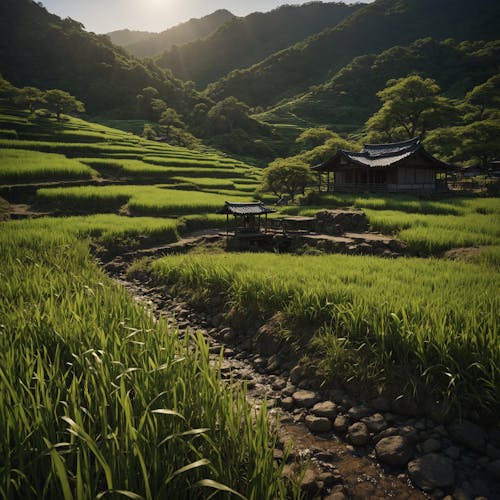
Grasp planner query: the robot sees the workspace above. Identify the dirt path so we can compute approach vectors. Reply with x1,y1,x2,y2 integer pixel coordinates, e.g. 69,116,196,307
117,275,427,499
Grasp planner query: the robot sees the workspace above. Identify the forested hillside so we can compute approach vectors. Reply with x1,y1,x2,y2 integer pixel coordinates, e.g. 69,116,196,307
156,2,361,88
118,10,236,59
0,0,205,117
107,29,154,47
207,0,500,107
260,38,500,131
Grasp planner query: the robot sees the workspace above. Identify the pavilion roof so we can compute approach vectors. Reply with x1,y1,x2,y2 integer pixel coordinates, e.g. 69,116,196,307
217,201,276,215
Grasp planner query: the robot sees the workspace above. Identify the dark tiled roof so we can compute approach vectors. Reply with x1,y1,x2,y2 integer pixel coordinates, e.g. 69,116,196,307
218,201,276,215
313,137,454,171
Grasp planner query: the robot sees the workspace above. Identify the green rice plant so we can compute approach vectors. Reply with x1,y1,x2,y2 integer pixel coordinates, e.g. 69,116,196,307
172,177,236,190
145,253,500,415
0,148,98,184
0,225,291,498
36,185,252,217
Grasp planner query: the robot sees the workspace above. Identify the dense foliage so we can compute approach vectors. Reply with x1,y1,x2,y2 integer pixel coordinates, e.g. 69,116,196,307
207,0,500,107
260,38,500,133
0,0,205,117
117,10,236,59
156,3,360,88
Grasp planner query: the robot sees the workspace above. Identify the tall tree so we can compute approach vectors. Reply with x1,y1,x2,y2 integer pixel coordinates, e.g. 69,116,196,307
464,74,500,120
261,159,312,201
44,89,85,121
14,86,45,113
366,75,456,140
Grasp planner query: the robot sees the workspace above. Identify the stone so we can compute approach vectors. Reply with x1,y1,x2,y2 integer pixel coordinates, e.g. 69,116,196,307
375,436,413,466
305,415,333,433
347,405,371,420
362,413,388,433
282,384,296,397
333,415,349,433
324,493,347,500
317,471,341,487
311,401,338,418
347,422,370,446
272,377,286,391
448,419,487,453
300,468,319,495
407,453,455,491
452,488,472,500
420,438,441,454
486,459,500,481
273,448,284,462
373,427,399,443
292,390,320,409
399,425,419,443
289,365,303,384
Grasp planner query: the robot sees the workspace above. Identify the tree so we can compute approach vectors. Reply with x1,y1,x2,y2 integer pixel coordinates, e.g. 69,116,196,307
261,159,313,201
159,108,185,134
296,127,337,149
207,97,250,132
453,120,500,167
44,89,85,121
0,75,17,100
464,74,500,120
14,86,45,113
366,75,456,140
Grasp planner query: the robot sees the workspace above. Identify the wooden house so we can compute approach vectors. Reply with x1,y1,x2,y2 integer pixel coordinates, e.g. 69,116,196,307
312,138,454,193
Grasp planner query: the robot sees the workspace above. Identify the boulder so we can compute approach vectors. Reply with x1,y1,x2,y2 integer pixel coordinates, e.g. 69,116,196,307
375,436,413,465
292,390,320,409
347,422,370,446
407,453,455,490
311,401,338,418
362,413,388,433
333,415,349,433
448,419,487,452
305,415,333,433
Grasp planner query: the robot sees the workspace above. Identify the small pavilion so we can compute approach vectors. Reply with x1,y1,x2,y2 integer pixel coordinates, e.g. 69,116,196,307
217,201,276,237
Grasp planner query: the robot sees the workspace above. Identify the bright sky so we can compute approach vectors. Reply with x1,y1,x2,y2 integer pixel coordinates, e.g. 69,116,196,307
40,0,367,34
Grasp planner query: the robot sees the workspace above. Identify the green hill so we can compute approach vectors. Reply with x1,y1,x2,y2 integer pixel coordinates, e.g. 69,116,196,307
119,10,236,59
0,0,205,117
259,38,500,132
107,29,154,48
156,2,362,88
207,0,500,107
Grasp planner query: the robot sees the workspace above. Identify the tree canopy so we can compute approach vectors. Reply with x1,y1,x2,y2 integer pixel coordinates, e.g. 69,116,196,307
365,75,456,141
261,159,312,201
44,89,85,121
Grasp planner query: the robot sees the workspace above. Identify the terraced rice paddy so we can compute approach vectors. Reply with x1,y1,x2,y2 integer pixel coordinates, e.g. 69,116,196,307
144,252,499,416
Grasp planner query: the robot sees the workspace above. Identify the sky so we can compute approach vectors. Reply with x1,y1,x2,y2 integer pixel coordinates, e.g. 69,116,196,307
40,0,367,34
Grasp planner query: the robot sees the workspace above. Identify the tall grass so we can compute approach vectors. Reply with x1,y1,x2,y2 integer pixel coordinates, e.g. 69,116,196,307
145,253,500,415
0,223,292,499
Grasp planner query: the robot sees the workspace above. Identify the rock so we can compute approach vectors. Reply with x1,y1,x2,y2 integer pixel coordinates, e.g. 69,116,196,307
300,468,319,495
292,390,320,409
273,448,284,462
452,487,472,500
333,415,349,433
420,437,441,454
347,422,370,446
211,313,224,327
272,377,286,391
324,492,347,500
311,401,338,418
362,413,388,433
305,415,332,433
289,365,303,384
280,396,295,411
407,453,455,490
448,419,487,453
399,425,419,443
347,405,371,420
376,436,413,466
317,471,341,487
373,427,399,443
486,459,500,481
282,384,296,397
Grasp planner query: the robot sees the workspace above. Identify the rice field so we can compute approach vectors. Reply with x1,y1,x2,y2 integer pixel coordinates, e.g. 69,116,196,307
144,252,500,416
0,149,97,184
36,185,251,216
0,224,291,499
